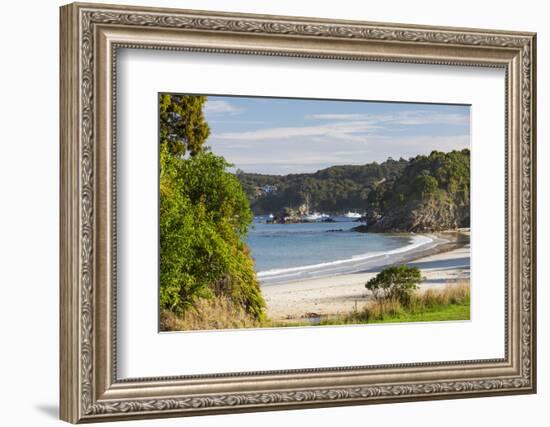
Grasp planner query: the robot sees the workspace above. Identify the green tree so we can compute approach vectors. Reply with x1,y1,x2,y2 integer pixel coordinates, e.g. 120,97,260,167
160,147,265,319
159,94,210,157
362,149,470,232
413,173,438,197
159,95,265,322
365,265,422,305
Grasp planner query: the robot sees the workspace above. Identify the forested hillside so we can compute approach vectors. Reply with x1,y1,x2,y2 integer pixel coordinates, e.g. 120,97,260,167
363,149,470,232
236,159,408,215
237,149,470,233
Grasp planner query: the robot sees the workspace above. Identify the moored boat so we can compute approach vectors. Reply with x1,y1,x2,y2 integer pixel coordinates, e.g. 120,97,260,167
303,212,324,221
344,211,362,219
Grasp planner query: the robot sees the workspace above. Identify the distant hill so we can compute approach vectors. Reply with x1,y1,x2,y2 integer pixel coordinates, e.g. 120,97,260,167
363,149,470,232
236,158,408,215
236,149,470,233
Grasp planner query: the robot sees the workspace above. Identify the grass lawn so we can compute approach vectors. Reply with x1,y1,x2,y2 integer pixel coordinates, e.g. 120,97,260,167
364,301,470,324
268,302,470,328
317,283,471,326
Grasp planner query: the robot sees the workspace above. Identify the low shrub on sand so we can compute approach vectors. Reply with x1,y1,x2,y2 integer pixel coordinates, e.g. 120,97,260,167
322,281,470,325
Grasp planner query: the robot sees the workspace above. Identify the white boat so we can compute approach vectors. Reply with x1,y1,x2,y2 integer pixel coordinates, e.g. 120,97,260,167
344,211,362,219
303,212,323,221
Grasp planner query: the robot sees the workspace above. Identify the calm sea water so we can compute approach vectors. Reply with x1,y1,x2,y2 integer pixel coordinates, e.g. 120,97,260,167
246,217,436,285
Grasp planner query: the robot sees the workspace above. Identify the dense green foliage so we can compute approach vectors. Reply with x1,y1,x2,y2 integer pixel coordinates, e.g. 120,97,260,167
366,149,469,213
365,149,470,231
159,95,265,322
236,158,408,215
365,265,422,305
159,94,211,157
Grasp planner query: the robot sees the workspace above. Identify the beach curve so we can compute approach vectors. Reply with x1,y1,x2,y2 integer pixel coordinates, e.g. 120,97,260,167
262,235,470,322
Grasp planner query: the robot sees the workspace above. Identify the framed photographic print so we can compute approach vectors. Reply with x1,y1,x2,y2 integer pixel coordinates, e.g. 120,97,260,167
59,2,537,423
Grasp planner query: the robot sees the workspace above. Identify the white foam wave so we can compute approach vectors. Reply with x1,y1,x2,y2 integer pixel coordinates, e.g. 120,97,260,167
257,235,434,278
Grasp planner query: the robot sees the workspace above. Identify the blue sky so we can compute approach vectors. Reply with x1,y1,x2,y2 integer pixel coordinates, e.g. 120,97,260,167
201,95,470,175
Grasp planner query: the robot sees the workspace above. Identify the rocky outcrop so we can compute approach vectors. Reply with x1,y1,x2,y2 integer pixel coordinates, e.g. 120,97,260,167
363,199,469,233
356,149,470,233
351,224,369,233
269,207,301,224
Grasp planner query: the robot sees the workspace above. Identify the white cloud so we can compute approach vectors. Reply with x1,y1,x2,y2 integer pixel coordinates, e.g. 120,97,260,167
395,111,469,125
307,110,469,126
204,100,243,115
306,113,370,121
214,109,468,144
216,121,380,141
209,133,470,174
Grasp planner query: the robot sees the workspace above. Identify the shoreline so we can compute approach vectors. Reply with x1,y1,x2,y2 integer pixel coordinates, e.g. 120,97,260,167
261,231,470,322
259,229,468,286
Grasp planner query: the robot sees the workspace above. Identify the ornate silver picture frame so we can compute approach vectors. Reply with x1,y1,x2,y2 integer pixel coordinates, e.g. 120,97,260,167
60,2,536,423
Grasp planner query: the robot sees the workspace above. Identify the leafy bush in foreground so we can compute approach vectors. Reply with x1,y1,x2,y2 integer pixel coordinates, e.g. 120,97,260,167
365,265,422,306
159,94,265,324
160,147,265,320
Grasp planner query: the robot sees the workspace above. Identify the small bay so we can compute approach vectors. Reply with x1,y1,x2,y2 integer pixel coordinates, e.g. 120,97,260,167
246,217,436,285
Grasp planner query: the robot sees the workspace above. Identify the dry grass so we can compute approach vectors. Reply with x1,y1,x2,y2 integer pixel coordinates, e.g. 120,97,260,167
339,280,470,324
160,297,261,331
161,282,471,330
362,298,403,320
409,281,470,311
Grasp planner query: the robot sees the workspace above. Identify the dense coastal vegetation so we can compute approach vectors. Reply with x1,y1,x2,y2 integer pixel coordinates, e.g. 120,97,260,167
237,159,407,215
363,149,470,232
159,94,265,330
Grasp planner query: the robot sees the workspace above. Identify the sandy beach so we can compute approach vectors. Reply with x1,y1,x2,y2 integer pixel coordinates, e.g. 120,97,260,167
262,241,470,321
